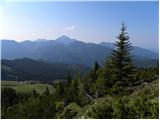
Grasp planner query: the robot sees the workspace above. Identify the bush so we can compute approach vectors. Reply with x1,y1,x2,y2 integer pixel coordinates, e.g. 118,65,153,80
60,102,82,118
86,97,114,118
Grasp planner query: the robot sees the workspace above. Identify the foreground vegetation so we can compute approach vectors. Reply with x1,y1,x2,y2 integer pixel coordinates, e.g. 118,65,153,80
1,23,159,119
1,78,158,119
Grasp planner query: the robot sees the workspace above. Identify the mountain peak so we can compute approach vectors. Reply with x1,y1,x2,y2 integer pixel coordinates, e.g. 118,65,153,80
56,35,72,41
55,35,76,44
58,35,71,39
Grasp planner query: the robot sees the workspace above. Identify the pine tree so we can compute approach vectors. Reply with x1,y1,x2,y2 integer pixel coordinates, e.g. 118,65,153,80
95,75,106,97
54,82,64,99
89,61,100,82
94,61,99,72
86,61,100,96
106,22,134,94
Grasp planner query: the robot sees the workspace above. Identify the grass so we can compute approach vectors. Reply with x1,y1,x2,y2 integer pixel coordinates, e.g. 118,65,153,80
1,80,20,86
1,80,55,94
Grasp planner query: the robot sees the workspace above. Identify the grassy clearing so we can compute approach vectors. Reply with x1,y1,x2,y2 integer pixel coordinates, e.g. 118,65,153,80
1,80,55,94
1,80,20,86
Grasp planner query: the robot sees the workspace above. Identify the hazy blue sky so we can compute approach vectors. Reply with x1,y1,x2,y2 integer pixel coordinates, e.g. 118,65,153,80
0,1,158,50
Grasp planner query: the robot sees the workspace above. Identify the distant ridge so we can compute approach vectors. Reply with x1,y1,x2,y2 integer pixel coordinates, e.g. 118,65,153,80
1,35,158,66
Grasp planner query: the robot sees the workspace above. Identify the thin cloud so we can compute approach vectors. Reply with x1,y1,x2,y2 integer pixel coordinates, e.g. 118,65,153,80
66,25,75,31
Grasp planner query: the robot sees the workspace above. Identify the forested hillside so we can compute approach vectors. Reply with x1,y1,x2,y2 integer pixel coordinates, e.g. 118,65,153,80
1,58,90,81
1,23,159,119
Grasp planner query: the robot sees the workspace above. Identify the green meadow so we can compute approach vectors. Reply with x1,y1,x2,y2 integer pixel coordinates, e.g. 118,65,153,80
1,80,54,94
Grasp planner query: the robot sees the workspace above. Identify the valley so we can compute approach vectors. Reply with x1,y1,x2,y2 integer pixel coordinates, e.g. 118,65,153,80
1,80,55,94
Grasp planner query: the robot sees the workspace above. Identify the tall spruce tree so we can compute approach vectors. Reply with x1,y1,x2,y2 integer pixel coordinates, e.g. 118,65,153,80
90,61,100,81
106,22,134,94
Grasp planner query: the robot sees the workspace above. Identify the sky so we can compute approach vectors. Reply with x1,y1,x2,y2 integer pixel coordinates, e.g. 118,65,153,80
0,1,158,51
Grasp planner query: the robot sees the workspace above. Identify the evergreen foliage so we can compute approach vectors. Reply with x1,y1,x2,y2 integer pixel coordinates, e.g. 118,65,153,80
105,22,134,94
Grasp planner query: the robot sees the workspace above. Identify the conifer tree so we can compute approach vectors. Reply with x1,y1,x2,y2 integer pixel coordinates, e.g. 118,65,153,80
86,61,100,96
106,22,134,94
94,61,99,72
89,61,100,82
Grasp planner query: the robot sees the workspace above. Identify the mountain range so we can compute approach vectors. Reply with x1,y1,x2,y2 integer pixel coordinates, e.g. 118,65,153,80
1,35,158,66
